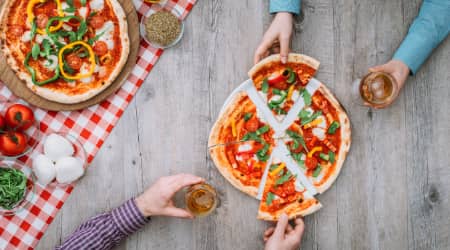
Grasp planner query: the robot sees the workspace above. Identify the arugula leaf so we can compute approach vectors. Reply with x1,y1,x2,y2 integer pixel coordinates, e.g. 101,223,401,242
312,165,322,177
286,130,307,151
329,151,335,163
301,111,322,126
76,20,88,41
243,112,253,121
80,0,87,6
328,121,340,134
319,152,329,161
31,44,40,60
65,0,75,12
269,164,279,172
276,171,292,185
89,11,97,18
301,89,311,106
0,168,27,210
63,61,75,75
261,78,269,93
88,30,105,45
241,132,260,142
41,39,52,57
30,19,37,40
266,192,275,206
298,109,310,120
256,125,270,136
256,143,270,162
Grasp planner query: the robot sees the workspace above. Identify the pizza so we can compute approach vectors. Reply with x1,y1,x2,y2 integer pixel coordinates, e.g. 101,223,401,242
209,92,276,197
209,53,351,220
284,83,351,193
257,159,322,221
248,54,319,121
0,0,129,104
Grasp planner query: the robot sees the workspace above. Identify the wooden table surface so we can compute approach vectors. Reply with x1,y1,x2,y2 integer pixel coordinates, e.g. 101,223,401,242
37,0,450,249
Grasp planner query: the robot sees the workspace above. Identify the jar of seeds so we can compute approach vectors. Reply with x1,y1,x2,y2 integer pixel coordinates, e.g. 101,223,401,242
140,9,184,48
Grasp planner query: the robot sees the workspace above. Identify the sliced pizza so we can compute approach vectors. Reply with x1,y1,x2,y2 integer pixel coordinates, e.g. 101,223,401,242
0,0,129,104
257,158,321,221
284,83,351,193
248,54,319,121
209,92,276,197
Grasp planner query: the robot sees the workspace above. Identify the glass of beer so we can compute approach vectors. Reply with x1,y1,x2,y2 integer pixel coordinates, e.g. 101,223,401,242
185,183,218,217
352,72,399,109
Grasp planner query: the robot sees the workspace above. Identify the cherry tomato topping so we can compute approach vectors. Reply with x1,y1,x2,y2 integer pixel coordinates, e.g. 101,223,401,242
89,15,105,29
305,157,318,170
36,14,49,29
66,54,83,70
245,117,259,132
93,41,108,56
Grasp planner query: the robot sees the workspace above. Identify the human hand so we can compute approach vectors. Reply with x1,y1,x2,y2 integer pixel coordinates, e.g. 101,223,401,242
254,12,294,64
369,60,410,92
135,174,204,218
264,213,305,250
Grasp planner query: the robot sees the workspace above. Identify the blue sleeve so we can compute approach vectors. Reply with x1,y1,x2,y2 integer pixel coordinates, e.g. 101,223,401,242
393,0,450,74
269,0,301,15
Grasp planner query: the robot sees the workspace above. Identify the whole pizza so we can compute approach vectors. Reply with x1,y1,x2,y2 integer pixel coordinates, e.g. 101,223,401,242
0,0,129,104
209,54,351,221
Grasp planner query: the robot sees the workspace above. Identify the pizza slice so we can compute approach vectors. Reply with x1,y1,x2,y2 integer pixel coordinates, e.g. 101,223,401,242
209,92,276,197
284,83,351,193
248,54,319,121
257,158,321,221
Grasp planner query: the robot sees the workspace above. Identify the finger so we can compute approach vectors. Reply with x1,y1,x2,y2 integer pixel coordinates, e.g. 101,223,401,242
264,227,275,237
369,64,388,73
292,217,305,237
279,36,290,64
254,36,277,64
273,213,289,237
286,224,294,233
169,174,204,192
164,206,194,219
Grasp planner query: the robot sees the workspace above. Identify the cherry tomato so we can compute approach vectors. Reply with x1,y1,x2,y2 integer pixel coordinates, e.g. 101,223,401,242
93,41,108,56
89,15,105,29
0,115,5,130
36,14,49,29
0,132,28,156
5,104,35,131
66,54,83,70
9,25,24,37
305,156,318,170
245,117,259,132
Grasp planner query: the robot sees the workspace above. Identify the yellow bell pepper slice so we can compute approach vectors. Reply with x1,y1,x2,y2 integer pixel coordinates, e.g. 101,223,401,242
230,118,237,138
270,163,285,177
286,84,295,100
59,41,96,80
27,0,64,35
303,117,323,129
307,146,322,158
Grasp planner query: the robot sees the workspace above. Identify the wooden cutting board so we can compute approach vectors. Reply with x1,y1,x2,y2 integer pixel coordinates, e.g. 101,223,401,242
0,0,140,111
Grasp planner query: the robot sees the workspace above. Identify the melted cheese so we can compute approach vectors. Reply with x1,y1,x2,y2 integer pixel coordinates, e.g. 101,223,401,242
96,21,114,50
78,7,88,19
312,128,326,141
90,0,105,11
237,143,252,153
61,2,75,15
316,115,327,129
41,55,58,70
21,31,32,42
62,24,73,31
80,63,93,83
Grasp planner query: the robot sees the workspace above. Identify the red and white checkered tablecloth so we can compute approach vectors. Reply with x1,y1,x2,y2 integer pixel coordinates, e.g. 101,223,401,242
0,0,196,249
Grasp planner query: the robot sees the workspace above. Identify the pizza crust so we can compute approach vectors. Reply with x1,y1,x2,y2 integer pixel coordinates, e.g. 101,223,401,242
248,53,320,79
257,201,322,221
208,92,260,197
314,83,351,193
0,0,130,104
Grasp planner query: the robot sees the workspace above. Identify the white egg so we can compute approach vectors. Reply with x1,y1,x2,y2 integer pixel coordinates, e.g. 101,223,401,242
44,134,74,161
55,157,84,184
33,154,56,186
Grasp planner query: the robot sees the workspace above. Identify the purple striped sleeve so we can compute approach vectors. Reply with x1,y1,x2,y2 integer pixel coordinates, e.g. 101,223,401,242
55,199,150,250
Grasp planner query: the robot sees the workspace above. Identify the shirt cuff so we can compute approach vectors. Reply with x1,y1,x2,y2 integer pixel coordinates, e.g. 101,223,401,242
269,0,301,15
111,199,150,236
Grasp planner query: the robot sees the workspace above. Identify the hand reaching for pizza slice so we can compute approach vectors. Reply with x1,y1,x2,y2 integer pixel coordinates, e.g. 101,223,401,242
263,213,305,250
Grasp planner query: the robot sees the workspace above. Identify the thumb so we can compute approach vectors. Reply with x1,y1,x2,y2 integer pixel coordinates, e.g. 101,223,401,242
164,206,194,219
273,213,289,237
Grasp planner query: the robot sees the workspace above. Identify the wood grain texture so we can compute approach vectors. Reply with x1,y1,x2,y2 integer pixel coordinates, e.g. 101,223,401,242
0,0,139,111
37,0,450,249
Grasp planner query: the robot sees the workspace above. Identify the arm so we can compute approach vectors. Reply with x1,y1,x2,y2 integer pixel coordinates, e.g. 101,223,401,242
393,0,450,74
254,0,301,64
269,0,301,15
55,199,149,250
56,174,204,250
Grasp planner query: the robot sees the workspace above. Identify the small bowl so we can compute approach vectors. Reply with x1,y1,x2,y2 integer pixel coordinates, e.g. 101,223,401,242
0,162,36,216
0,102,42,160
29,131,87,187
140,8,185,49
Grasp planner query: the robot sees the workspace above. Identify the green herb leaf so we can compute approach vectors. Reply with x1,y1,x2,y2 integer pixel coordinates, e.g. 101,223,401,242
286,68,296,84
312,165,322,177
256,143,270,162
276,171,292,185
272,88,282,95
266,192,275,206
0,168,27,210
327,121,340,134
329,151,335,163
256,125,270,136
298,109,310,120
76,20,88,41
286,130,307,151
80,0,87,6
30,19,37,40
261,78,269,93
301,89,311,106
31,44,40,60
301,111,322,126
243,112,253,122
319,152,329,161
269,164,279,172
